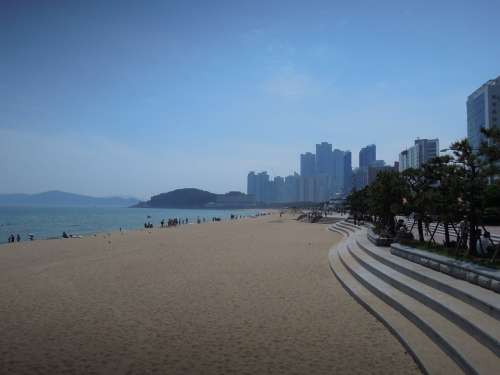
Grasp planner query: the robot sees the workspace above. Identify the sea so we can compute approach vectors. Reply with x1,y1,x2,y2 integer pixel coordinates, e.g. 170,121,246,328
0,206,264,244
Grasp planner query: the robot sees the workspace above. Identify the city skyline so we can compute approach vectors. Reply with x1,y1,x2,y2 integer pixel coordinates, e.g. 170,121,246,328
1,1,499,199
248,141,369,203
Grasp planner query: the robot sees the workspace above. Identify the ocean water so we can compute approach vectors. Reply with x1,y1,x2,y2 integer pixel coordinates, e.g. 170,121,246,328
0,206,263,244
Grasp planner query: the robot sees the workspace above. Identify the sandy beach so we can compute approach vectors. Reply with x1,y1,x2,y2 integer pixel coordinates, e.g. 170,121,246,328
0,214,420,374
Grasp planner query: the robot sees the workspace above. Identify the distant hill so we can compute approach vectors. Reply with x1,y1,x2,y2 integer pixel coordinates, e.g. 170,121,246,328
135,188,218,208
0,191,140,207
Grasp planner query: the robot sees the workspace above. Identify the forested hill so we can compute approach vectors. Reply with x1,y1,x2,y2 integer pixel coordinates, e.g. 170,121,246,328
134,188,217,208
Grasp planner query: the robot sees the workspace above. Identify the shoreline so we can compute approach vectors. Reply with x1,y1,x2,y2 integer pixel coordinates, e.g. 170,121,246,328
0,207,274,246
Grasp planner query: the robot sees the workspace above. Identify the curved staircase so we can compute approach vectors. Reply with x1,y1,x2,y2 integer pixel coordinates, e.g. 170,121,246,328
328,221,500,375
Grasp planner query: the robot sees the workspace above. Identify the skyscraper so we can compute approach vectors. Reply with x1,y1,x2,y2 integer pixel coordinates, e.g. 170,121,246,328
332,149,345,194
415,139,439,166
300,152,316,177
352,168,368,190
273,176,286,203
398,139,439,172
315,142,333,175
247,171,257,197
255,171,270,203
343,151,352,193
284,173,300,202
359,144,376,169
467,76,500,151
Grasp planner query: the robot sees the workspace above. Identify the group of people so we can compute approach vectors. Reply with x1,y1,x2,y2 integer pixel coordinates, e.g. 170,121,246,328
7,233,21,243
160,218,189,228
145,214,256,230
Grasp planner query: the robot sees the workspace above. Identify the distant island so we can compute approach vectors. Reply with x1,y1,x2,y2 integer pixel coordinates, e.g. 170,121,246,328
134,188,257,209
0,191,140,207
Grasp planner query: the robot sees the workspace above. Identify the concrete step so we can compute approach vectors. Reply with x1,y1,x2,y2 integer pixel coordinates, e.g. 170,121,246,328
339,220,362,230
338,243,500,374
328,224,351,237
336,221,357,233
346,237,500,358
329,242,463,375
355,232,500,322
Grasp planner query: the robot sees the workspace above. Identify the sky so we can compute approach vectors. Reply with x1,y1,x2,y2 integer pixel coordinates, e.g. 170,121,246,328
1,0,499,199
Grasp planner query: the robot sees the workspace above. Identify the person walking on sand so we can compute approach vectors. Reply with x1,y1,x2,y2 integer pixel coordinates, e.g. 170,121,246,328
16,234,21,242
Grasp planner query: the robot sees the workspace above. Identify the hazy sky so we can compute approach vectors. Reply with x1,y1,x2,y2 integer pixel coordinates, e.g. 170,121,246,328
1,0,499,199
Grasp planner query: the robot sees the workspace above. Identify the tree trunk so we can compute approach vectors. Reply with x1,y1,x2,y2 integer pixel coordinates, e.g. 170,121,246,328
444,222,450,248
417,218,424,242
389,215,395,236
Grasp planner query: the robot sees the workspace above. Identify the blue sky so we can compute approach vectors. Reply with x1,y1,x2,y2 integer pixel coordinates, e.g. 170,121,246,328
1,0,499,199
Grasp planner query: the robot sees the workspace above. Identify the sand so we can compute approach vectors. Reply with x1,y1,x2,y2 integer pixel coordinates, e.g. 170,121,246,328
0,213,420,374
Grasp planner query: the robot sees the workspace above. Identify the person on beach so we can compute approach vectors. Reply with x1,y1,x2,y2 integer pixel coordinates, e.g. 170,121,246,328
16,234,21,242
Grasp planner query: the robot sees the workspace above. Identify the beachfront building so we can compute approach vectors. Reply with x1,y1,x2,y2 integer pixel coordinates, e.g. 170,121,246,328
297,143,352,201
284,173,300,202
359,144,376,169
299,176,316,202
467,76,500,151
352,167,368,190
315,142,333,175
300,152,316,177
247,141,354,203
398,138,439,172
332,149,345,195
343,151,353,194
247,172,257,197
254,172,271,202
247,171,302,203
272,176,286,203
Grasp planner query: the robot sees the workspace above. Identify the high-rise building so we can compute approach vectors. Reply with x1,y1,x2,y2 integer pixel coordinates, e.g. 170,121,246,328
284,173,300,202
343,151,352,194
398,150,409,171
352,167,368,190
255,171,270,203
359,144,376,168
332,149,345,195
467,76,500,151
299,176,316,202
315,142,333,175
300,152,316,177
273,176,286,203
247,172,257,196
398,139,439,172
415,139,439,166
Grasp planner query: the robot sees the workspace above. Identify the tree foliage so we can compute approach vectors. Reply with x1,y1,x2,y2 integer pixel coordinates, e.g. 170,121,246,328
345,128,500,256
